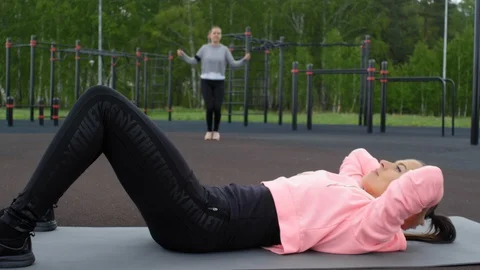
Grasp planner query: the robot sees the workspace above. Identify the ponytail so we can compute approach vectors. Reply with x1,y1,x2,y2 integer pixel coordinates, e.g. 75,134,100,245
404,205,456,244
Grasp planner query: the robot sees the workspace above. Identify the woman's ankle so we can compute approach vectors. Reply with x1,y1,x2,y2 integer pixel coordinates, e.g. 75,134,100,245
0,208,36,235
0,218,27,240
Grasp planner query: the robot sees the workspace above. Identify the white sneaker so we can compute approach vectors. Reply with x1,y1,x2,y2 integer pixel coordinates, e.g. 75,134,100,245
212,132,220,141
204,132,213,140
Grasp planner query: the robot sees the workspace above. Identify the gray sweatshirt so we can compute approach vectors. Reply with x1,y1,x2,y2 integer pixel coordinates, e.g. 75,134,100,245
180,44,246,80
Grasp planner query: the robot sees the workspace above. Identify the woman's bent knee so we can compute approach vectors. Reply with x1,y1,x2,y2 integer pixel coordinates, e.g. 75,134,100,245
78,85,131,107
82,85,117,96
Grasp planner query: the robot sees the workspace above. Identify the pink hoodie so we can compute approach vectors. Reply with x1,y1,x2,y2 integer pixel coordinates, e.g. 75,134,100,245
261,148,444,255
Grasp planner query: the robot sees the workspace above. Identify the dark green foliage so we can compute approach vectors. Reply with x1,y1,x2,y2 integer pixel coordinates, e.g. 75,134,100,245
0,0,474,117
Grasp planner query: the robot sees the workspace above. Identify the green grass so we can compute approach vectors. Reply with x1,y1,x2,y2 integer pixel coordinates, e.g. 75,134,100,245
0,107,467,128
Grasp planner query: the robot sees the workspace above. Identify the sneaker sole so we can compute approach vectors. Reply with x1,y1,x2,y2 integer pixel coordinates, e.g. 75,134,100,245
0,252,35,268
35,220,58,232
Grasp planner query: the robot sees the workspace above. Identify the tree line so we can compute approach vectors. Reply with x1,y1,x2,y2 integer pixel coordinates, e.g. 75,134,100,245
0,0,476,117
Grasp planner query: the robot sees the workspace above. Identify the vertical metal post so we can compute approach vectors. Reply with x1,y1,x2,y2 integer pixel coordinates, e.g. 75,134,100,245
50,42,56,119
5,38,12,106
448,79,455,136
228,44,234,123
278,36,285,125
358,40,365,126
75,40,81,100
380,61,388,133
471,0,480,145
366,59,375,134
264,49,270,123
442,0,449,81
363,35,371,126
6,97,13,127
143,53,149,114
135,48,141,106
52,98,59,126
441,79,446,137
98,0,103,85
243,26,251,126
38,98,44,126
291,62,299,131
111,52,117,89
167,51,173,121
306,64,313,130
29,35,36,121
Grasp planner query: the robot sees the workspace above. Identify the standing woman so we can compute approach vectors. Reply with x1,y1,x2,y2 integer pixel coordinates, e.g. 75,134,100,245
177,26,251,141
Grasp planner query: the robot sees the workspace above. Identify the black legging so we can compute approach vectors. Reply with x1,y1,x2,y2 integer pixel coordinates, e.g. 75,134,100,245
201,79,224,132
4,86,280,253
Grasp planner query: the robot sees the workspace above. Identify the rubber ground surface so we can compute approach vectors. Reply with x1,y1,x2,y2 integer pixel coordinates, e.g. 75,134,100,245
0,119,478,270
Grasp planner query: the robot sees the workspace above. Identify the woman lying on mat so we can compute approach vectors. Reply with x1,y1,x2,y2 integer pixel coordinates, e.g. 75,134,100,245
0,86,456,268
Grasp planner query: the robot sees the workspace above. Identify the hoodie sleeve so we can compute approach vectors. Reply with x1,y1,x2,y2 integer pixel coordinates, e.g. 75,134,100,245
225,46,246,68
353,166,444,247
339,148,380,182
181,45,205,65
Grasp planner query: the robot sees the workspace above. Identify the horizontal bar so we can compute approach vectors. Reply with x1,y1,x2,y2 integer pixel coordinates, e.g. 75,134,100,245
58,48,133,57
282,42,360,47
58,48,148,58
225,34,360,48
225,35,275,44
230,45,277,51
9,44,31,48
223,33,245,37
144,52,170,58
8,43,168,59
311,69,368,75
36,41,76,48
387,76,444,83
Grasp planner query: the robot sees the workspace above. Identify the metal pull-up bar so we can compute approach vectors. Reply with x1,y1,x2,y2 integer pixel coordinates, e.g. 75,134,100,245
291,60,376,132
291,60,456,137
5,36,174,125
377,61,455,136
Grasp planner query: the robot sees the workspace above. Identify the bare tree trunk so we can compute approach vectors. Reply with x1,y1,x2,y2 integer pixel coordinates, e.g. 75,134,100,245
288,2,305,112
229,0,235,28
209,0,214,26
320,0,327,112
288,6,305,35
186,0,200,107
269,10,273,40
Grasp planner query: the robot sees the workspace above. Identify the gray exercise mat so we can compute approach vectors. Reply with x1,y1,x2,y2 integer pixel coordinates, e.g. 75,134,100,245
14,216,480,270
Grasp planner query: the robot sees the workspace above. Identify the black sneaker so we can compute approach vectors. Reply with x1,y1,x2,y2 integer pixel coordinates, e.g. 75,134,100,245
0,206,57,232
34,205,57,232
0,232,35,268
